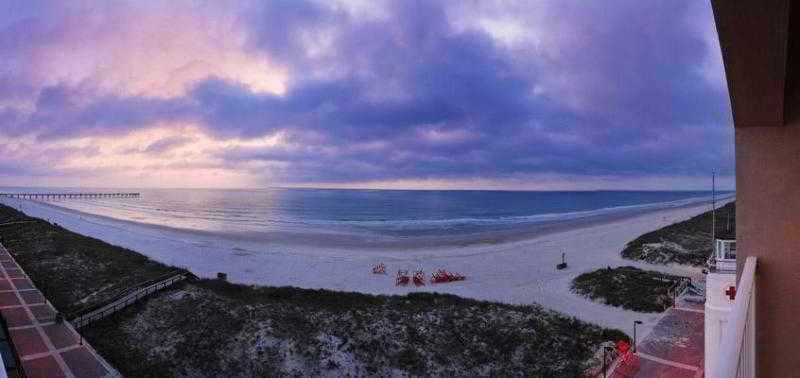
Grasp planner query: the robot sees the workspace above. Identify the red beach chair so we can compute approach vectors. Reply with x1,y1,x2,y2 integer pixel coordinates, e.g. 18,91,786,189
431,269,466,283
372,263,386,274
431,269,448,283
413,270,425,286
395,270,410,286
449,272,466,281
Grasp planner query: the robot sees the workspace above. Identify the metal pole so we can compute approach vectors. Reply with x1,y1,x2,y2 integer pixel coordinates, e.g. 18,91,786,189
712,171,716,244
727,210,731,232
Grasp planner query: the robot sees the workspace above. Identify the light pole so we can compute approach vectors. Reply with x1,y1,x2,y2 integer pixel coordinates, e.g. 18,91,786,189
673,285,677,308
603,346,614,377
633,320,643,353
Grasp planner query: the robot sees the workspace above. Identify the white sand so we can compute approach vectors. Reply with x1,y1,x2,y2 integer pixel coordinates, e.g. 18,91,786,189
0,197,731,337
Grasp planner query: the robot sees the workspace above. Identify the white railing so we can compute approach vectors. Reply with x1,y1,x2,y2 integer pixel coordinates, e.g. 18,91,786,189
69,272,187,328
708,255,737,273
709,239,737,272
712,256,757,378
716,239,737,260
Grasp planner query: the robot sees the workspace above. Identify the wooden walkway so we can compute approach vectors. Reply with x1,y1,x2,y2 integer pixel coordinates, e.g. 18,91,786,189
0,193,139,200
0,243,120,378
69,272,188,329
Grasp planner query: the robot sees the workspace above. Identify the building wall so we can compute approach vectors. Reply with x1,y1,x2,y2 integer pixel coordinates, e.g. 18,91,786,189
704,271,735,377
736,125,800,376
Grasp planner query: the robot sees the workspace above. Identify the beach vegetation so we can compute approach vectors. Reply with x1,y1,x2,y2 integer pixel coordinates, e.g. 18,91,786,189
571,266,684,312
84,280,628,377
0,204,178,312
620,201,735,266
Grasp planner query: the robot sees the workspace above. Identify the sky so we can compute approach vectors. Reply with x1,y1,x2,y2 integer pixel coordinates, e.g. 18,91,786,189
0,0,734,190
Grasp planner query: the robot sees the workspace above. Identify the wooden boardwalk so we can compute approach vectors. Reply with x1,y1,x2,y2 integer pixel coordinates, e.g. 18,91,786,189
0,243,120,377
0,193,139,199
69,272,188,329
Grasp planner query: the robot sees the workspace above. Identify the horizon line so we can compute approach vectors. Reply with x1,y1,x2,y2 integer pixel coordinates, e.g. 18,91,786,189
0,185,738,193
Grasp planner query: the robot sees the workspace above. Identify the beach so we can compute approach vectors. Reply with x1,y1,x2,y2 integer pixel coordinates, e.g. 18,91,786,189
0,195,730,337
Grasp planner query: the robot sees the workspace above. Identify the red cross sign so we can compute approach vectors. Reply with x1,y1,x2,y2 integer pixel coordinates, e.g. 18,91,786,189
725,285,737,300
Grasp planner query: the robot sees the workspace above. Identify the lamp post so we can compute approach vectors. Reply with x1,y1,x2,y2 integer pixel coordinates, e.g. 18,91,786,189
603,346,614,377
633,320,643,353
673,285,677,308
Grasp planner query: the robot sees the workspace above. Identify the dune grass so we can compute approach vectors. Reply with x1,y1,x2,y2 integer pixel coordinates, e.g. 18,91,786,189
0,204,176,312
84,279,628,377
621,201,735,266
572,266,684,313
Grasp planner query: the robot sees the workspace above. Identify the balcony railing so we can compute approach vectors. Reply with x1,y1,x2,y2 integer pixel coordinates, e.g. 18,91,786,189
712,256,757,378
707,255,737,273
708,239,737,273
716,239,737,260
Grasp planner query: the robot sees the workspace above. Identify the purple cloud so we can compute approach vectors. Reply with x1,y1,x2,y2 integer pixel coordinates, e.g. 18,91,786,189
0,0,734,187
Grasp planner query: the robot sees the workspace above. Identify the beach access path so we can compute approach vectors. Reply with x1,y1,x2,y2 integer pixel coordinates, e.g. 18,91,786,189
608,275,706,378
0,243,118,378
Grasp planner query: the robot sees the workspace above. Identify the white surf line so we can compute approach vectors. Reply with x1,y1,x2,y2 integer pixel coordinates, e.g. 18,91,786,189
636,351,700,372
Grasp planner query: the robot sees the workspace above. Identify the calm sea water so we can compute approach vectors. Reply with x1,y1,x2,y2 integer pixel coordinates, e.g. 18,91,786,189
0,188,730,241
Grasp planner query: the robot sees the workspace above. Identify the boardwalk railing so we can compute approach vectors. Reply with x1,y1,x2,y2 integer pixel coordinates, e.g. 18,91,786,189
0,192,139,199
711,256,757,378
68,271,188,328
667,276,691,306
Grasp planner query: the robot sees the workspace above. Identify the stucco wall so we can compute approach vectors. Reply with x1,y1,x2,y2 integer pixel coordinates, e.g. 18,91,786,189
704,271,735,377
736,125,800,376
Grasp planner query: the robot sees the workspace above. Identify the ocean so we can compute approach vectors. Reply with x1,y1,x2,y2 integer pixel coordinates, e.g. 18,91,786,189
0,188,730,244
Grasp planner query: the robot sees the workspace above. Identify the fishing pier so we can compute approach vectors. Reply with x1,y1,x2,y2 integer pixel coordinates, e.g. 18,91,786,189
0,192,140,199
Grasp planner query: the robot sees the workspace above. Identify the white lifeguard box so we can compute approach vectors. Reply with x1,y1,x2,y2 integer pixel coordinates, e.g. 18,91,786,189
705,238,737,377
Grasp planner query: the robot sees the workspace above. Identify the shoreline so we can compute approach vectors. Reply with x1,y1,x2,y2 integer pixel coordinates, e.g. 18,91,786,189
0,196,732,336
0,193,729,250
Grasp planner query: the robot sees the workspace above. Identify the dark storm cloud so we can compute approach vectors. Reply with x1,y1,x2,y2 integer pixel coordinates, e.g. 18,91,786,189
8,84,193,139
0,0,734,185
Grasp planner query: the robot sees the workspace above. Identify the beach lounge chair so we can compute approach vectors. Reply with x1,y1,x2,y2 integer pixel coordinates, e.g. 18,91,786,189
395,270,410,286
